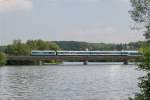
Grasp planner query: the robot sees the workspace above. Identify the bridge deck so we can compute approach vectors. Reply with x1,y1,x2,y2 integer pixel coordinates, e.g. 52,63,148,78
7,55,141,61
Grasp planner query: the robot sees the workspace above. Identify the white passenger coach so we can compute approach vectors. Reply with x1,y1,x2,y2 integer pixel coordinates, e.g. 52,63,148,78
31,50,140,56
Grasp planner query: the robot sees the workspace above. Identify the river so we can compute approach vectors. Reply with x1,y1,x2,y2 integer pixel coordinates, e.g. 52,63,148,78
0,63,144,100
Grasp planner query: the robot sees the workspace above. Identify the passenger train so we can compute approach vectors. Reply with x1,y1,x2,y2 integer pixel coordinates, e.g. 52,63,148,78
31,50,141,56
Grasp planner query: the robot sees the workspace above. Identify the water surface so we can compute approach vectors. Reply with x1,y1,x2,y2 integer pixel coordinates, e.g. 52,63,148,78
0,64,144,100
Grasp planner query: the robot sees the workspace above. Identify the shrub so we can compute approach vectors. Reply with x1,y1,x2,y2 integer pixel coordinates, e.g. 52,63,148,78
0,52,6,66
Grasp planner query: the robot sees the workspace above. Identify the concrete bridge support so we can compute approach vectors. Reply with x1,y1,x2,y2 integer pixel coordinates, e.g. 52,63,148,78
83,60,88,65
39,60,43,65
123,59,128,65
83,48,89,65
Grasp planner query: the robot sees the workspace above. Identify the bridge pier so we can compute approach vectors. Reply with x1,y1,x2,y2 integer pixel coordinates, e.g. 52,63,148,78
83,61,88,65
83,48,89,65
123,60,128,65
39,60,43,65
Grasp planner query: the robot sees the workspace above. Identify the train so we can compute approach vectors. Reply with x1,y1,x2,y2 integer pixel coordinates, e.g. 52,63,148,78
31,50,141,56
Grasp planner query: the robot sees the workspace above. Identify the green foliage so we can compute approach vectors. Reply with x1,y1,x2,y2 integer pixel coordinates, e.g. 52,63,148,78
129,94,145,100
130,0,150,23
27,40,49,50
0,46,7,52
130,1,150,99
5,40,31,56
54,41,142,51
0,41,143,55
27,40,60,51
130,44,150,100
0,52,6,66
130,0,150,40
129,73,150,100
48,42,60,51
1,40,144,56
5,40,60,56
54,41,89,50
139,43,150,70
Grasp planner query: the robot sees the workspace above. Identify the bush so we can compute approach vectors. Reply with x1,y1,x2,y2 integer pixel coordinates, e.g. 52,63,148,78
129,43,150,100
0,52,6,66
5,40,31,56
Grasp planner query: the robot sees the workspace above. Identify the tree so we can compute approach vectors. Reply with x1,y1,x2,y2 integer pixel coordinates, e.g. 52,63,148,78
129,0,150,99
48,42,60,51
0,52,6,66
130,0,150,40
6,40,31,56
26,40,60,50
129,44,150,100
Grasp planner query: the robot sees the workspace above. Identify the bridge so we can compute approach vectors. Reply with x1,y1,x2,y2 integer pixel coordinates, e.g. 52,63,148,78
7,55,141,65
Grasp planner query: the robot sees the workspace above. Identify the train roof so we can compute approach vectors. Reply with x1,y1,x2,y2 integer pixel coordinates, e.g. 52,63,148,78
31,50,139,52
57,50,139,52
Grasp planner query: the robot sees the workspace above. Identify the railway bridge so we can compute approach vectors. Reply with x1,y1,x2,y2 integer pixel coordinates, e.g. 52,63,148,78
7,55,141,65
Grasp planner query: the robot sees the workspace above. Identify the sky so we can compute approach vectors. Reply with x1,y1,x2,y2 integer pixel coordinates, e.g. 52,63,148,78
0,0,145,45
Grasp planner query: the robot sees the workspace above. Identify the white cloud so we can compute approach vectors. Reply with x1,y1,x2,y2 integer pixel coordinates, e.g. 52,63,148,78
0,0,32,12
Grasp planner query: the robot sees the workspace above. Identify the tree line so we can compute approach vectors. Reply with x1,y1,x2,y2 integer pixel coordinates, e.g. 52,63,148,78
1,40,60,56
0,40,143,55
0,40,145,66
0,40,60,65
54,41,143,51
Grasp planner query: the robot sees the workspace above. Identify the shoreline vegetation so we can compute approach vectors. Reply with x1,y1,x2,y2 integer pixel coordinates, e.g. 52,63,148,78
0,40,144,66
129,43,150,100
0,52,6,66
129,0,150,99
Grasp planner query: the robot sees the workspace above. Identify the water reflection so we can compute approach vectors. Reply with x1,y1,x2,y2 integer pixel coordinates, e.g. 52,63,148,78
0,64,144,100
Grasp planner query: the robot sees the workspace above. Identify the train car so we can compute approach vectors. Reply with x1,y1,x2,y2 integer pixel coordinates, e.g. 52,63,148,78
127,51,141,56
30,50,141,56
31,50,56,56
57,51,129,56
57,51,92,56
89,51,125,56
